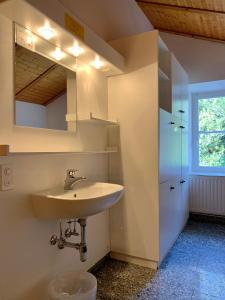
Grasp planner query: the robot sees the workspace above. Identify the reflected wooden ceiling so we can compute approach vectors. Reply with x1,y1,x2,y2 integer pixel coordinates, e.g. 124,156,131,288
136,0,225,43
15,45,67,105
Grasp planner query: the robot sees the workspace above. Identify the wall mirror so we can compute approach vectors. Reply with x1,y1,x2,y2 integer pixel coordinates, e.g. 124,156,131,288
14,24,77,132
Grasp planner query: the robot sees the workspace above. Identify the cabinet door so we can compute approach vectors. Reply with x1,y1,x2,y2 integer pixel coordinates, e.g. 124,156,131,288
181,120,189,178
180,177,189,227
171,55,182,118
180,68,189,122
159,109,173,183
160,180,180,262
159,111,182,183
171,115,182,182
180,121,189,228
171,54,189,122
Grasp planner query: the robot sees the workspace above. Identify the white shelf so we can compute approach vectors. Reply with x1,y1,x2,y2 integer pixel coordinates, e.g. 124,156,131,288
7,147,118,156
78,113,118,126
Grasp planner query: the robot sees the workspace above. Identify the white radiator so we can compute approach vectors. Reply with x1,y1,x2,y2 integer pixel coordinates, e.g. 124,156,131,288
189,176,225,216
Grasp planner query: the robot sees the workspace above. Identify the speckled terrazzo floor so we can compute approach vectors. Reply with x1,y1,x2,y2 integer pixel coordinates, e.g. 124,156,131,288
93,220,225,300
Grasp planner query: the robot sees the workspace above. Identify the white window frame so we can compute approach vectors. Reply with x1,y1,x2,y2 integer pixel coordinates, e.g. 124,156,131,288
191,90,225,175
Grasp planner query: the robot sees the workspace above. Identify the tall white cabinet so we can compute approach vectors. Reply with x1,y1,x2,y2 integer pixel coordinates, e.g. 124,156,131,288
159,54,189,262
108,30,189,269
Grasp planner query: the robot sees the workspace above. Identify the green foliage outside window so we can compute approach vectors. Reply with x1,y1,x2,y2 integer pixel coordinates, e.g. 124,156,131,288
198,97,225,167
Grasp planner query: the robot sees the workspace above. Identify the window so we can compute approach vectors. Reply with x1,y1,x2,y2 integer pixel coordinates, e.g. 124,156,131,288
192,92,225,174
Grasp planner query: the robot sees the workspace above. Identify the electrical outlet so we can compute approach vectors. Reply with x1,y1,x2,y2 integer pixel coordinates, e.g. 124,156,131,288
0,164,14,191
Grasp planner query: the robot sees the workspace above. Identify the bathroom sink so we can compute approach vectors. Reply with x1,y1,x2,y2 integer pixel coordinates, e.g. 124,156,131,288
32,181,124,219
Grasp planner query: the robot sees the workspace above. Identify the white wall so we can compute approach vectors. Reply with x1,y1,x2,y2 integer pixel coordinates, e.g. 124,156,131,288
0,15,108,153
16,94,67,131
189,80,225,215
0,14,109,300
16,101,47,129
59,0,225,85
0,154,109,300
46,93,67,131
161,32,225,84
108,32,159,267
0,1,155,299
190,79,225,94
58,0,153,41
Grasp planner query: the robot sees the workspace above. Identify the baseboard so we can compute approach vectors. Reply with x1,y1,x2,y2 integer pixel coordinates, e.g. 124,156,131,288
110,251,158,270
89,217,190,274
190,212,225,224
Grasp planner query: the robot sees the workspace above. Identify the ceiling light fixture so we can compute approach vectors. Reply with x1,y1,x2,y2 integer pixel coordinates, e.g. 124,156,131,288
52,47,65,61
68,42,84,57
91,56,104,70
38,23,56,40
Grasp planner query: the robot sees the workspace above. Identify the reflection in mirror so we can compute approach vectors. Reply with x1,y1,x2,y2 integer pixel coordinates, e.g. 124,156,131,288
15,44,71,131
14,22,77,133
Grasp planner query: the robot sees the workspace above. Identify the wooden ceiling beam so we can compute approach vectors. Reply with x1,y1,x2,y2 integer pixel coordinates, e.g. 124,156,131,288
158,28,225,45
136,1,225,16
16,63,58,97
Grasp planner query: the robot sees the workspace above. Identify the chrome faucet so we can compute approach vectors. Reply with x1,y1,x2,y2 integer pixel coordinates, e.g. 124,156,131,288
64,169,87,190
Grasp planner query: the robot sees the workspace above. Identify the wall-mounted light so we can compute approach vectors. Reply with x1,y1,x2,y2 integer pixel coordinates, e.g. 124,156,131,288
68,42,84,57
90,56,104,69
38,23,55,40
52,47,65,61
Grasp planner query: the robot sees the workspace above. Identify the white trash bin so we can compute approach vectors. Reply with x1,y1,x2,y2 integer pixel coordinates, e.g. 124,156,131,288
48,271,97,300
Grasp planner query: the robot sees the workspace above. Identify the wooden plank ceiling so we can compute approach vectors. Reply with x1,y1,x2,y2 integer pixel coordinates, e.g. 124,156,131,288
15,45,67,105
136,0,225,43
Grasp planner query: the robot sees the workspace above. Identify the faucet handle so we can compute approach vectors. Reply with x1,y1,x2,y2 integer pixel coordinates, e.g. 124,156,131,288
67,169,78,178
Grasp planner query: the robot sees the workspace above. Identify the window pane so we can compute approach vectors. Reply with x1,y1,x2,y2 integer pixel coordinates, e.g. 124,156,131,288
199,133,225,167
199,97,225,131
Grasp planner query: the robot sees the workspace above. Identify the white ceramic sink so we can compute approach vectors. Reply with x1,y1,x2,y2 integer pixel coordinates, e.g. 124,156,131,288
32,181,124,219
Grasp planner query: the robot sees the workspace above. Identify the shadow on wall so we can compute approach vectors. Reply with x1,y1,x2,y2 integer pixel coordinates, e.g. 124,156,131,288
108,125,150,258
108,126,128,249
16,276,50,300
0,154,109,300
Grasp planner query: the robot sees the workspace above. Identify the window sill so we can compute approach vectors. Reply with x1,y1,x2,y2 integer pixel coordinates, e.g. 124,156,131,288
190,172,225,177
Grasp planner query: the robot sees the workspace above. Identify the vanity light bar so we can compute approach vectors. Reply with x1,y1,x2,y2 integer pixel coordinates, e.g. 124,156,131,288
37,24,107,71
15,24,75,72
37,23,106,70
16,23,111,74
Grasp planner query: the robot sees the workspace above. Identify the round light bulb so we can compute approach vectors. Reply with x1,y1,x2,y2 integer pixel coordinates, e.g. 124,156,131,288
52,47,65,61
91,56,104,69
68,42,84,57
38,24,56,40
